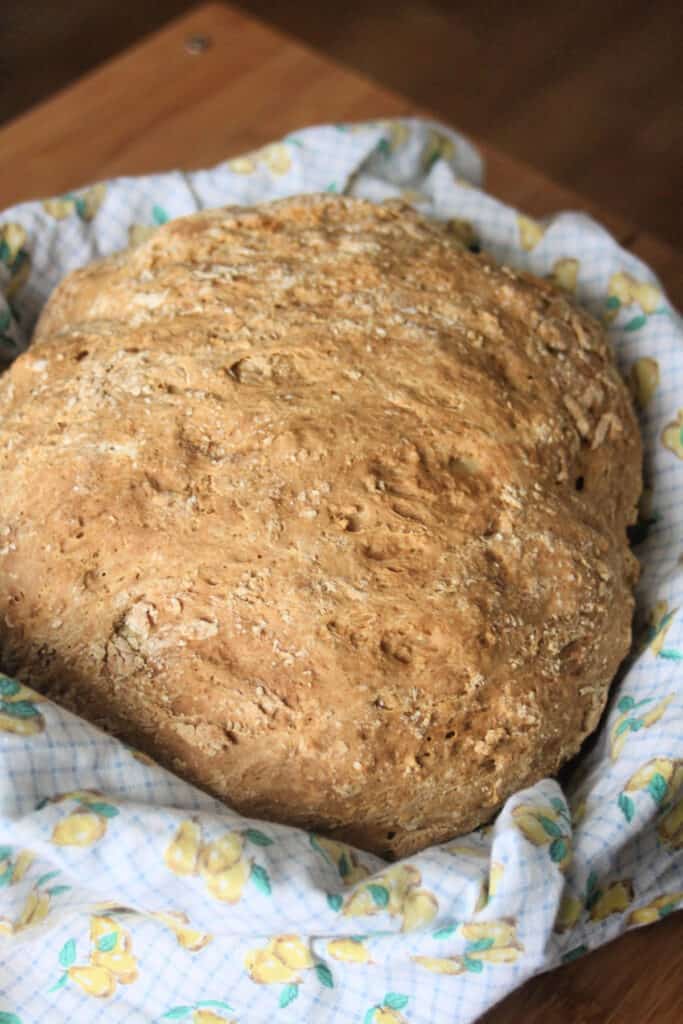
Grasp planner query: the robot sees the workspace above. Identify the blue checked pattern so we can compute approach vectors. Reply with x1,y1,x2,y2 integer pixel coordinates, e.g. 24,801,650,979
0,118,681,1024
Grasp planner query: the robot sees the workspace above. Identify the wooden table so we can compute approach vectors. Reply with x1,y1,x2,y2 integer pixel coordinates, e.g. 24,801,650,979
1,4,680,1021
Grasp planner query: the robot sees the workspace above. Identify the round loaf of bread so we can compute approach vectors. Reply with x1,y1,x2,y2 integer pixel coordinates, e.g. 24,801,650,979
0,196,641,857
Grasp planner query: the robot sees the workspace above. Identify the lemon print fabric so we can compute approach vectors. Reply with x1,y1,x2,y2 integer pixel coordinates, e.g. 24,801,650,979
609,693,674,760
1,116,683,1024
337,864,438,932
244,935,333,1008
228,143,292,177
0,676,45,736
42,183,106,222
51,791,119,846
413,918,523,975
160,1003,237,1022
0,222,31,302
163,820,272,901
363,993,411,1023
49,915,138,998
512,799,572,869
661,409,683,459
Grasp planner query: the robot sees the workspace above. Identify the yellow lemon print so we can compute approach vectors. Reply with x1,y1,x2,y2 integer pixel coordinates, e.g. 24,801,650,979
661,410,683,459
550,258,579,293
52,811,107,847
373,1009,408,1024
517,215,545,251
0,674,45,734
460,918,518,948
327,938,372,963
16,888,51,930
311,834,370,886
228,144,291,177
401,888,438,932
609,693,674,759
588,879,633,922
203,855,251,904
272,935,314,970
199,832,244,875
554,893,583,933
645,602,678,656
512,803,572,869
422,129,455,171
67,964,116,998
245,940,301,985
629,892,683,926
625,758,680,794
43,183,106,222
385,121,410,151
413,955,465,975
489,861,504,898
0,223,31,302
165,819,202,876
607,272,662,319
658,795,683,849
444,843,488,860
150,910,213,951
629,357,660,409
193,1011,236,1024
0,848,34,885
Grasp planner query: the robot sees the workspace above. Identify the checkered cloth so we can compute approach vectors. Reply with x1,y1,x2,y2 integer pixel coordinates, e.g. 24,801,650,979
0,118,681,1024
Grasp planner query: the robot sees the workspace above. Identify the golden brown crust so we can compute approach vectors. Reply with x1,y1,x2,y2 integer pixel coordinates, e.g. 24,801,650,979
0,196,641,857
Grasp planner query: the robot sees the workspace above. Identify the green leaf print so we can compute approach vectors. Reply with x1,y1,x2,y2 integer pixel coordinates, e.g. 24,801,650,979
0,1012,22,1024
585,871,599,908
325,182,338,193
550,838,569,863
326,893,343,912
338,853,350,878
617,696,635,713
84,801,119,818
279,983,299,1008
250,863,272,895
364,1010,377,1024
618,792,635,823
47,972,68,993
463,955,484,972
36,871,60,887
368,884,390,908
605,295,621,310
0,847,12,861
162,1008,193,1020
615,717,643,738
0,676,20,696
0,864,12,887
377,138,391,159
467,938,495,953
96,932,118,952
0,700,38,718
383,993,409,1010
433,924,457,939
58,939,77,968
244,828,274,846
624,314,647,332
538,815,563,838
659,649,683,661
550,797,570,818
74,197,88,221
647,773,669,804
46,885,71,897
562,944,588,963
658,902,677,918
314,962,334,988
0,239,9,263
152,204,170,225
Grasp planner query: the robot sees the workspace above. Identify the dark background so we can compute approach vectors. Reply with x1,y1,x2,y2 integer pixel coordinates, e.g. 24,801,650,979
1,0,681,244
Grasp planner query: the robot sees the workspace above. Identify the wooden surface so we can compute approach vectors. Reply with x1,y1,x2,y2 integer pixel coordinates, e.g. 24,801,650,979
3,1,682,249
0,4,681,1021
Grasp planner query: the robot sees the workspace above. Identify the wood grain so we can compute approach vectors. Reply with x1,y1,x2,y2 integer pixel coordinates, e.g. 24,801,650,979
0,5,681,1021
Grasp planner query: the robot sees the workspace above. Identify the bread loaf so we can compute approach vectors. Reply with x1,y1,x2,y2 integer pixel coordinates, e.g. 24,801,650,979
0,196,641,857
